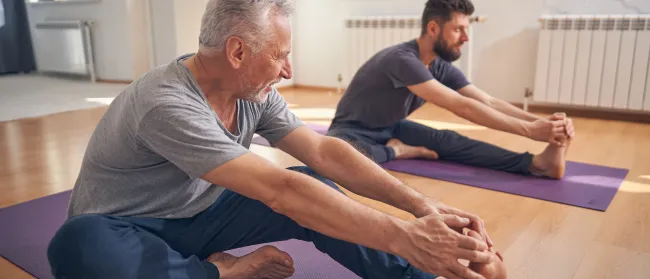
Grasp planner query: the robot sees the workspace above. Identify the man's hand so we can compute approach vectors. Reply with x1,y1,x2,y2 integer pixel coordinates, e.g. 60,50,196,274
391,213,494,279
525,116,568,146
547,112,575,139
412,198,493,248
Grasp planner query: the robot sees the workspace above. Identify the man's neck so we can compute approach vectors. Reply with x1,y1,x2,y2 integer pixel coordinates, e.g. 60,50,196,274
415,36,438,68
184,52,239,111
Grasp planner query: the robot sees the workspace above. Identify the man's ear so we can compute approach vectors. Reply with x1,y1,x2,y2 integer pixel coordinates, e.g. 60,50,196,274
225,37,246,69
426,20,441,36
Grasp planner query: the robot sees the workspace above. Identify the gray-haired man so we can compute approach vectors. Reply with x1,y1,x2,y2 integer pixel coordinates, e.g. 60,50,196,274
47,1,496,279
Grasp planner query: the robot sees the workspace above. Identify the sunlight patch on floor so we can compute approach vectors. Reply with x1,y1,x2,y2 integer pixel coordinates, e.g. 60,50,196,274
639,175,650,181
289,108,335,119
410,119,487,131
620,180,650,193
286,109,487,131
85,97,115,105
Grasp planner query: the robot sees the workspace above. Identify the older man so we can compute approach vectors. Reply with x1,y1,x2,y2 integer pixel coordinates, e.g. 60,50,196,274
328,0,574,179
47,1,496,279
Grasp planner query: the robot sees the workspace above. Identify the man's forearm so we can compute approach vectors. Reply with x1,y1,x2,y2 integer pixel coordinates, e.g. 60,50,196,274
489,98,541,122
452,97,531,138
273,168,407,254
305,137,430,217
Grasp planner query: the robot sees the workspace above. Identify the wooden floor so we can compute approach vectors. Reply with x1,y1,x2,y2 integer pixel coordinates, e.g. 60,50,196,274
1,87,649,278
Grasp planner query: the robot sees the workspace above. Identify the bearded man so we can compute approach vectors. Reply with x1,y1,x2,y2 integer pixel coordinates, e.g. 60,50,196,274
328,0,575,179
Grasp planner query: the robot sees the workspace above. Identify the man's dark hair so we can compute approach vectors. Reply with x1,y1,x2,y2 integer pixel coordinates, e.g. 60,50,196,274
420,0,475,35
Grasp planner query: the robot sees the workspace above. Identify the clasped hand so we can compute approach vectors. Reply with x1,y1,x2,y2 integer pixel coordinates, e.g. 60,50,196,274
394,199,495,279
528,112,575,146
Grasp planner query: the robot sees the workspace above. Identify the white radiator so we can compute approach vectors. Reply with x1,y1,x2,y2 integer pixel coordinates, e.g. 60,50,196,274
32,20,96,82
343,16,486,88
533,15,650,112
343,16,420,86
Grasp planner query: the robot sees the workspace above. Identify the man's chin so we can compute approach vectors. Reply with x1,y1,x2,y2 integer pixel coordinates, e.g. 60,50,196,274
245,92,269,104
440,52,462,62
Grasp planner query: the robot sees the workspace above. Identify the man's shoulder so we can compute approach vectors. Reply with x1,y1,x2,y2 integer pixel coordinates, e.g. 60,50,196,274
130,57,205,110
430,58,466,77
353,40,421,79
378,40,420,62
429,58,471,90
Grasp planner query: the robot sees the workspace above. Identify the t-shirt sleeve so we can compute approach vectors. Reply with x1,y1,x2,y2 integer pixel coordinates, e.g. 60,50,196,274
439,62,471,90
255,88,304,144
385,51,434,88
137,102,250,179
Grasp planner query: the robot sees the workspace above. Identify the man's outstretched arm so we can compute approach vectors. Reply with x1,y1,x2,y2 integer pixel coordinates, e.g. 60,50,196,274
201,149,493,279
408,79,568,145
274,126,492,246
457,85,541,121
457,85,575,138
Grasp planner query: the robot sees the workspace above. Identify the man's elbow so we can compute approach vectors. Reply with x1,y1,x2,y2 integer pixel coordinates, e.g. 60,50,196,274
317,136,359,163
447,97,474,119
483,96,497,108
264,170,298,216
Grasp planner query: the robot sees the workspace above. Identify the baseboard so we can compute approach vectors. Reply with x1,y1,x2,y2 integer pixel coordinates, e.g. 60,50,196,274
512,102,650,123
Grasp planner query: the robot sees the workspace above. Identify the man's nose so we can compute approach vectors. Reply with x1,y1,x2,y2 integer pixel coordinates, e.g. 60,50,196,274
460,29,469,43
281,59,292,80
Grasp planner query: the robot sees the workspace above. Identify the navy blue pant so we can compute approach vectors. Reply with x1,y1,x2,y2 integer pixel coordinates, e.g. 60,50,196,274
328,120,533,174
47,166,437,279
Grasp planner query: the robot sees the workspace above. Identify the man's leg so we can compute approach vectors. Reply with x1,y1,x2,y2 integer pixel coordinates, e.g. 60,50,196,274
393,120,533,174
327,127,396,163
47,214,218,279
185,166,436,279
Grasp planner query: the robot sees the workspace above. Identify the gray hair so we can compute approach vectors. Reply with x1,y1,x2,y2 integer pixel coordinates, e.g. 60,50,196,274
199,0,293,54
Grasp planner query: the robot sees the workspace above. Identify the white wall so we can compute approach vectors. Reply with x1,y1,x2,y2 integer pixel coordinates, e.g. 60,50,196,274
126,0,151,79
294,0,650,102
471,0,650,102
173,0,208,60
149,0,177,68
25,0,297,86
26,0,151,81
150,0,207,67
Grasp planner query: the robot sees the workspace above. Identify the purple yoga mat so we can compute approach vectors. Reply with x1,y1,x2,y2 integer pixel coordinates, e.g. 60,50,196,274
251,123,628,211
229,241,359,279
0,191,359,279
0,191,70,279
382,159,627,211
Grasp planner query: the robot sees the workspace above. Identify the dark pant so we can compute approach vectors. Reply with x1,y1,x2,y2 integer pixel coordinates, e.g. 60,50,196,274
47,166,437,279
328,120,533,174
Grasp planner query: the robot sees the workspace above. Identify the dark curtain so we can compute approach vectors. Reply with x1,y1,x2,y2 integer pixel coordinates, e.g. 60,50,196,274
0,0,36,75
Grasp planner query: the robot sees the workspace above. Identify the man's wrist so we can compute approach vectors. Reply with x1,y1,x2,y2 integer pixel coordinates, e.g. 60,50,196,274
517,120,533,138
385,217,411,256
407,193,433,218
527,113,543,122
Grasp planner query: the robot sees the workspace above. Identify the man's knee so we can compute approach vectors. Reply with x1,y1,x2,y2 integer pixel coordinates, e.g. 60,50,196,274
286,166,344,193
48,215,100,259
48,215,104,277
48,214,133,279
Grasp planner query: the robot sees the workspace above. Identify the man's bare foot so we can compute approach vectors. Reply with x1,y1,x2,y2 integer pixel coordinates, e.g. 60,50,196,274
529,136,571,179
207,246,295,279
386,138,439,160
467,230,508,279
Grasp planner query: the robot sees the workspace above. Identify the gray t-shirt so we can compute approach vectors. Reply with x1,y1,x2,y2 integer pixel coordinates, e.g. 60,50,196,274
330,39,470,130
67,54,303,219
